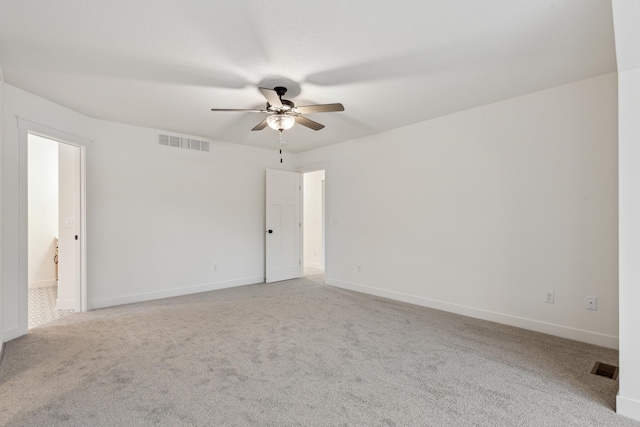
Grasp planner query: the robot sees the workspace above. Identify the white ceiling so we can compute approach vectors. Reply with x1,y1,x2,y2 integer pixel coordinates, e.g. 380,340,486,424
0,0,616,153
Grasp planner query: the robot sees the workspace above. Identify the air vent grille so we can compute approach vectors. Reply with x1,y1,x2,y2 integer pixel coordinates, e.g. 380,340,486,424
157,134,210,153
591,362,618,380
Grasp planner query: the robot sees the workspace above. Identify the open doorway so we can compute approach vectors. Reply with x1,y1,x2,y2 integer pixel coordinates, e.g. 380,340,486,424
27,133,80,328
303,170,325,280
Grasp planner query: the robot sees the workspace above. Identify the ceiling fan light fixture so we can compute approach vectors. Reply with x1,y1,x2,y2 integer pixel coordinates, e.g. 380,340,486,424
267,114,295,131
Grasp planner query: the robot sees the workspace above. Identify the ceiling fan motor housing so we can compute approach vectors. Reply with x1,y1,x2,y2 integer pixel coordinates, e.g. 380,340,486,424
268,99,294,112
267,87,294,111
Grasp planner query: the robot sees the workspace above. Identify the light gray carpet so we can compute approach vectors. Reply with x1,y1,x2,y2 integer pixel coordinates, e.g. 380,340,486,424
0,275,636,426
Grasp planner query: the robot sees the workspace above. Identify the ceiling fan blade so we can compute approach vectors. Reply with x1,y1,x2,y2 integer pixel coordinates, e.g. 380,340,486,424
251,119,268,131
210,108,266,113
295,116,325,131
294,103,345,114
259,87,282,108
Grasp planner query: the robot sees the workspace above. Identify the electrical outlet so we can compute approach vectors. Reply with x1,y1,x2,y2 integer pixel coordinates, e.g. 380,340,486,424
357,265,362,274
544,290,555,304
586,296,598,311
213,264,217,271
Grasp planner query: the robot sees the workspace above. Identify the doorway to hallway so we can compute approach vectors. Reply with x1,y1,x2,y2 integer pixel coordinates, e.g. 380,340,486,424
302,170,325,281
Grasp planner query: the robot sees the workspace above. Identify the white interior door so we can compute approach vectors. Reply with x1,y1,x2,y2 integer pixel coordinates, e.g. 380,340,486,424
266,169,302,283
57,142,81,311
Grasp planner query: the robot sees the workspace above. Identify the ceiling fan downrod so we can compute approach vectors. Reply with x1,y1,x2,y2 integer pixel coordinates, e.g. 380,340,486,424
279,130,284,164
274,86,288,98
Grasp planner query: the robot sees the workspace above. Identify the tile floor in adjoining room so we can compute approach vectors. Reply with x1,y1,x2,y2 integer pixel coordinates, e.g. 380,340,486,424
28,286,74,329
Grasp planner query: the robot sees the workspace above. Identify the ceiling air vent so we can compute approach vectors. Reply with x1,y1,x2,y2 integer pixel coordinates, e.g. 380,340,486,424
157,134,210,153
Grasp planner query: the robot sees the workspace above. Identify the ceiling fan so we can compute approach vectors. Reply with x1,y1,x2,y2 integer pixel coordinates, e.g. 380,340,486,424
211,86,344,132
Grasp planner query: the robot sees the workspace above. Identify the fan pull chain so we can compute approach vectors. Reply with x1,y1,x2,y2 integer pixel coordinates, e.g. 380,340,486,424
279,130,283,163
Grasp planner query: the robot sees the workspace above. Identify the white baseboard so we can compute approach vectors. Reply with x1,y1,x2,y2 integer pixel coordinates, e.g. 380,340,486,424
617,394,640,422
29,279,57,289
57,299,75,310
90,276,265,310
326,278,619,349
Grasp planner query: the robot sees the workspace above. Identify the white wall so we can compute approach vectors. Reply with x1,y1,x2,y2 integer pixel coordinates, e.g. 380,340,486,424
27,135,58,288
614,0,640,421
57,142,78,309
0,60,5,353
295,73,619,349
87,119,293,308
303,170,324,269
617,65,640,424
3,83,294,340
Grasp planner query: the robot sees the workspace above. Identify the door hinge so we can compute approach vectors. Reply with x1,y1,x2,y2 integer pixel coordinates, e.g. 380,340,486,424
299,222,301,228
299,260,301,265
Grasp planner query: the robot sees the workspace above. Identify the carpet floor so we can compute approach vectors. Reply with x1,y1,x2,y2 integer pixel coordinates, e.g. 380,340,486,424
0,275,636,426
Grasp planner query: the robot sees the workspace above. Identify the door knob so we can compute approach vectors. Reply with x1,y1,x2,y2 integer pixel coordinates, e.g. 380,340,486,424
267,229,273,233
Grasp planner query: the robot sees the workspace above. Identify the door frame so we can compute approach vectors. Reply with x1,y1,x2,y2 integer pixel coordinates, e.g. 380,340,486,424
17,118,92,334
297,162,330,282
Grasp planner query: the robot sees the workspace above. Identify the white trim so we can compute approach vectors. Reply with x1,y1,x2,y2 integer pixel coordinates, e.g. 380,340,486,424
617,394,640,422
79,147,87,312
17,117,94,148
326,278,619,349
17,127,29,338
29,280,57,289
90,276,265,310
57,299,75,310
